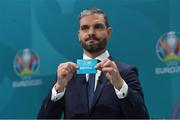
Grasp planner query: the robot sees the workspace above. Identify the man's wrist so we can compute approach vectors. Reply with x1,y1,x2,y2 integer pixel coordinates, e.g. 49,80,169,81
51,84,65,101
114,78,123,90
114,79,128,99
54,83,64,93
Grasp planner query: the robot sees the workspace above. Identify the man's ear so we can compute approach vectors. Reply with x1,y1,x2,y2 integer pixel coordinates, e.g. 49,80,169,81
78,31,80,41
107,27,112,39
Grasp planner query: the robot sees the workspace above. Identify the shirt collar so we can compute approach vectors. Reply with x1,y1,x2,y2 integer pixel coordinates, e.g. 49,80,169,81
83,50,110,61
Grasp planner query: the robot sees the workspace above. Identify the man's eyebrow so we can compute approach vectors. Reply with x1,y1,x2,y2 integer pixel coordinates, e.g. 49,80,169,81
81,23,104,26
81,24,88,26
94,23,105,25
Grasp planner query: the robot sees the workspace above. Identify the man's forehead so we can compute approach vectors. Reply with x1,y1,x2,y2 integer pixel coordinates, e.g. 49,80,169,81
80,14,105,25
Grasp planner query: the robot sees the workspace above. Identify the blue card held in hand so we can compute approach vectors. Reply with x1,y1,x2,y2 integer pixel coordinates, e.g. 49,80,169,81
76,59,97,74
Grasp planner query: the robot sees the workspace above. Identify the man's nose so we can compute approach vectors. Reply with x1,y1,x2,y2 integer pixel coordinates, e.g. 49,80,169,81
88,27,95,35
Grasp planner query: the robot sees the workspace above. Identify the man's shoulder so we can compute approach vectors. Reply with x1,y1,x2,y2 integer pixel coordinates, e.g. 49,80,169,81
115,60,133,69
111,58,137,73
114,60,139,79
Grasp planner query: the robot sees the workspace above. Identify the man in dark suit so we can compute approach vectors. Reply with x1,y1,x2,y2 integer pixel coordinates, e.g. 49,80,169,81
37,8,149,119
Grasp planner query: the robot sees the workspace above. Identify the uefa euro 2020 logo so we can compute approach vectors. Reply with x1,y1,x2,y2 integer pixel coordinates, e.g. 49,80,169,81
156,31,180,63
13,48,40,79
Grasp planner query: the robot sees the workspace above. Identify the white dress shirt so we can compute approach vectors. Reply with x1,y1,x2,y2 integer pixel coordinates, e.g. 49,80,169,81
51,50,128,101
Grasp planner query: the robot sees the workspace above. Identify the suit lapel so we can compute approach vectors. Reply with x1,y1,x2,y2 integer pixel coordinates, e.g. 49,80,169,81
91,56,114,108
74,74,87,98
91,73,108,108
74,74,87,93
74,74,89,112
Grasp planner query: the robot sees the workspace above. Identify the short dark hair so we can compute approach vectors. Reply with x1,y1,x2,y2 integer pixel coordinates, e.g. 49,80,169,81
79,8,109,27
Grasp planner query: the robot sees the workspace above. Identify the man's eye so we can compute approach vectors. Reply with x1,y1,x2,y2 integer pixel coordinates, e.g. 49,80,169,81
81,26,89,31
94,24,105,30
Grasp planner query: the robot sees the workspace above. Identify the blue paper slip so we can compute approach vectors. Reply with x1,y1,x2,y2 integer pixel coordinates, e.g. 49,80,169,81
76,59,97,74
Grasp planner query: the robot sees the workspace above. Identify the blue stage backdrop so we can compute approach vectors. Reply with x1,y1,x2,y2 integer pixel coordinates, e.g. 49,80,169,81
0,0,180,119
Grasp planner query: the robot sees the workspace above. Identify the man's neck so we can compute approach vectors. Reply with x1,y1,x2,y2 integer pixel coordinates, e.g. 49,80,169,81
83,49,106,58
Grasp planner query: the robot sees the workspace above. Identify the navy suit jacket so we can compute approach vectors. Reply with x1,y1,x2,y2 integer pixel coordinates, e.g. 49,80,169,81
37,60,149,119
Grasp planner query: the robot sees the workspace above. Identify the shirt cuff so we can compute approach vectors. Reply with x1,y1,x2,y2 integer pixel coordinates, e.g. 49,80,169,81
114,79,128,99
51,86,65,102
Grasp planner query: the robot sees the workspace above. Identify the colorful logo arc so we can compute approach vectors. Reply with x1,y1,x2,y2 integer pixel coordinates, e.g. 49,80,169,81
156,31,180,63
13,48,40,78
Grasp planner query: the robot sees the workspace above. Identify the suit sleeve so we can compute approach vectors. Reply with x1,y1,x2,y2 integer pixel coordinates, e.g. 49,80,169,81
37,89,65,119
118,66,149,118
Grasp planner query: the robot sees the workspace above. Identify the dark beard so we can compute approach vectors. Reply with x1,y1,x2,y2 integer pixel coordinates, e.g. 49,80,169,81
80,39,107,53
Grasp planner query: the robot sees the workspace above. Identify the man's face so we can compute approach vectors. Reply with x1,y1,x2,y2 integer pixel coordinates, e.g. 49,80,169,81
78,14,112,53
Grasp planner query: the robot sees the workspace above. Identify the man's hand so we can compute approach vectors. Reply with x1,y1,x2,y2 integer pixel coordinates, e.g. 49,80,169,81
55,62,78,92
96,59,124,90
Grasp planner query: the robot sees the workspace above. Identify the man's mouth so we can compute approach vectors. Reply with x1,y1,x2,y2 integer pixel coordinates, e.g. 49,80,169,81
87,39,96,41
86,37,98,41
86,39,98,44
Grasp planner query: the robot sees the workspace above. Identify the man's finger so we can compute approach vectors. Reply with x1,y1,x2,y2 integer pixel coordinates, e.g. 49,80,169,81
67,62,78,71
102,59,114,68
95,62,102,70
102,67,115,73
95,59,108,69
